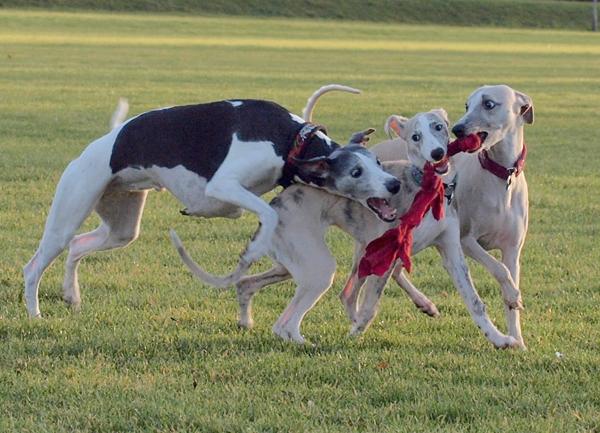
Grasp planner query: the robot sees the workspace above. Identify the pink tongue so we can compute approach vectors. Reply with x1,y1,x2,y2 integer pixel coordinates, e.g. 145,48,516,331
380,202,397,220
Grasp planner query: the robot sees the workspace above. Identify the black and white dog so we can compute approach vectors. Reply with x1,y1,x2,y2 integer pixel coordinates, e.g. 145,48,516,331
23,85,400,317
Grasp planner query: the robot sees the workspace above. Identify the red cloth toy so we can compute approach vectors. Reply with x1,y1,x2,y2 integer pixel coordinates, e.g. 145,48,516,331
357,134,481,278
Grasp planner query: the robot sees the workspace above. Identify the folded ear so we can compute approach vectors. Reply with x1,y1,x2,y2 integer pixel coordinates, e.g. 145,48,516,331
384,115,408,139
515,91,534,125
291,156,331,186
431,108,450,126
348,128,376,146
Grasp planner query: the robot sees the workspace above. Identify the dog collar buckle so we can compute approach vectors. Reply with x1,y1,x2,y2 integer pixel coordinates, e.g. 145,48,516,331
505,168,516,190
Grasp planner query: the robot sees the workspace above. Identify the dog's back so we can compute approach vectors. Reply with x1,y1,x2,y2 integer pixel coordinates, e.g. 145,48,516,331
109,100,297,181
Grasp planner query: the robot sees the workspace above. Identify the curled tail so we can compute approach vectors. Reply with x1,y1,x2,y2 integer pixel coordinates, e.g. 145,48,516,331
169,229,252,289
302,84,361,122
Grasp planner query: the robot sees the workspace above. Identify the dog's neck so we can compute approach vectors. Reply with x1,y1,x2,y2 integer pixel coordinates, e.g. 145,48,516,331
486,126,525,168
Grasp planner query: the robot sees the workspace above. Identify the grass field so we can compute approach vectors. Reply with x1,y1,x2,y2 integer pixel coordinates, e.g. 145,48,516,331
1,9,600,433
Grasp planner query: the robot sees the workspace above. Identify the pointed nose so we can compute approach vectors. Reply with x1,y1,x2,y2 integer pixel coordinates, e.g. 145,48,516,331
430,147,445,162
452,123,466,138
386,178,401,194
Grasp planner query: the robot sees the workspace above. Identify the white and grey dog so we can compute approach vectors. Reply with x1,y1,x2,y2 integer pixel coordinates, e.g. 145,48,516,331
23,86,401,318
360,85,533,348
170,90,519,348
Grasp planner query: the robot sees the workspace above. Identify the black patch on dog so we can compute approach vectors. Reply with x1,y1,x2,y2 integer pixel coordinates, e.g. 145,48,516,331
291,189,304,205
269,196,287,211
110,100,340,183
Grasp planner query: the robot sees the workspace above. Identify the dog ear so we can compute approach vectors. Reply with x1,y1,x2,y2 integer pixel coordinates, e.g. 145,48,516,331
384,115,408,139
515,91,534,125
348,128,375,146
291,156,330,185
431,108,450,126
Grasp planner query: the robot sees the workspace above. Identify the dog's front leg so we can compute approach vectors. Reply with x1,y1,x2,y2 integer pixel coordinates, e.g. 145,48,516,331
339,243,366,322
205,179,279,263
437,235,521,349
349,271,393,336
501,246,525,347
461,236,523,311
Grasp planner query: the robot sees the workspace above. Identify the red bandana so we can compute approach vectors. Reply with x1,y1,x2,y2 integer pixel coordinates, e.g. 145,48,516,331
357,134,482,278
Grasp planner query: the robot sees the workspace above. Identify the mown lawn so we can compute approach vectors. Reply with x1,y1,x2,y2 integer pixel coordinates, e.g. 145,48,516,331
0,9,599,433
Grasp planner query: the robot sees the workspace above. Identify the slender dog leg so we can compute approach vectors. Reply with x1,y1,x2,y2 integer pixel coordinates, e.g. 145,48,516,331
392,267,440,317
62,190,148,308
236,264,290,329
349,272,392,336
436,239,519,349
23,154,112,317
205,180,279,263
339,244,366,322
461,236,523,310
501,246,525,347
272,256,336,344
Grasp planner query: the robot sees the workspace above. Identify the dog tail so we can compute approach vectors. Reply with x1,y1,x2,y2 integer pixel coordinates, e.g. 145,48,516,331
109,97,129,130
302,84,361,122
169,229,252,289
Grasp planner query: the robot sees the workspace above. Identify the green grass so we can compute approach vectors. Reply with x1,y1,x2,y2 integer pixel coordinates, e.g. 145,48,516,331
0,0,597,30
1,8,600,433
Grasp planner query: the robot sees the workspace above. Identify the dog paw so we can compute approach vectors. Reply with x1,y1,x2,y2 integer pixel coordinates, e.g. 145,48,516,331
493,335,525,350
417,301,440,318
237,317,254,329
349,321,366,336
503,293,524,310
273,325,305,344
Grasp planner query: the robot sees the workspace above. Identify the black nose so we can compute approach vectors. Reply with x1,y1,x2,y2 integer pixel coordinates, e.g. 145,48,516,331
386,178,401,194
430,147,445,162
452,123,466,138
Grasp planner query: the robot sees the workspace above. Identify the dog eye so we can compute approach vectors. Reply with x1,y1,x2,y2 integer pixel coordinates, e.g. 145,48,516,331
483,100,496,110
411,133,421,142
351,167,362,178
376,158,382,166
434,124,443,131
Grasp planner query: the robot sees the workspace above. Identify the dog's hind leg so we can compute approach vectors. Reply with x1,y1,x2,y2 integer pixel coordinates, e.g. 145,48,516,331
23,150,113,317
501,245,525,348
235,264,290,329
62,189,148,309
392,267,440,317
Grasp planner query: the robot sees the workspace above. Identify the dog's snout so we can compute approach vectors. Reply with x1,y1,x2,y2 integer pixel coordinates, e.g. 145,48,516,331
431,147,445,162
452,123,466,138
386,178,401,195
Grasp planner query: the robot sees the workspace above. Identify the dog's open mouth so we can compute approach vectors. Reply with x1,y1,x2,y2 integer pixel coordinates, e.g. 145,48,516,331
432,159,449,175
367,197,397,222
477,132,488,143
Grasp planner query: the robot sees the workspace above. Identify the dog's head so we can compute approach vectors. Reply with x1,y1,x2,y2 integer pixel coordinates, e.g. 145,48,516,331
384,109,451,175
452,85,534,149
292,129,400,222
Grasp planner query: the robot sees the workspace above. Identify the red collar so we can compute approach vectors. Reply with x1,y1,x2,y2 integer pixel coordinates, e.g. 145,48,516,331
478,143,527,186
280,123,326,187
